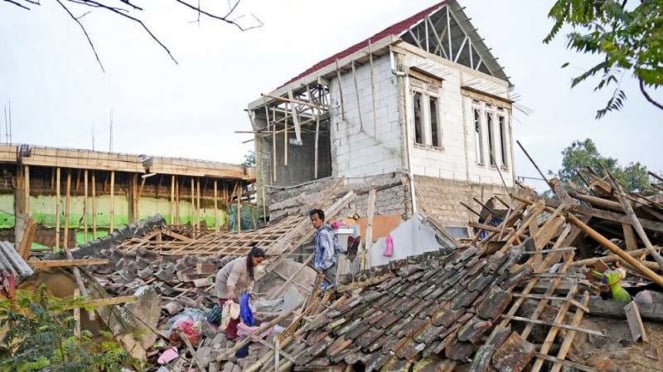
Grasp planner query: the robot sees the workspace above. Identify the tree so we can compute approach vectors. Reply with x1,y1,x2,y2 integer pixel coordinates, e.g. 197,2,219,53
557,138,651,192
545,0,663,118
0,286,136,371
242,150,256,168
2,0,262,72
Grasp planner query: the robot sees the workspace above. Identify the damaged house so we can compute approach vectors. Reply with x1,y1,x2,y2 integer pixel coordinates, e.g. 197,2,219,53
247,0,515,236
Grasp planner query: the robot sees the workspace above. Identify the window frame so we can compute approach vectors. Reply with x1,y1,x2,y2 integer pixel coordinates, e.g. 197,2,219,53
410,78,443,150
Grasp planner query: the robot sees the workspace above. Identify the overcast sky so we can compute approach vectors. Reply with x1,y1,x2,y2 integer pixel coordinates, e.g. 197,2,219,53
1,0,661,190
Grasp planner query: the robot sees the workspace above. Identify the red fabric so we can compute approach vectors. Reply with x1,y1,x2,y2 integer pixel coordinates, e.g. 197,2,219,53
276,1,448,89
219,298,240,340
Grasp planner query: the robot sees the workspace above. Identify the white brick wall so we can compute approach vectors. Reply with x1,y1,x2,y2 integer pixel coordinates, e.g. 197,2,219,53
402,53,515,187
329,56,404,178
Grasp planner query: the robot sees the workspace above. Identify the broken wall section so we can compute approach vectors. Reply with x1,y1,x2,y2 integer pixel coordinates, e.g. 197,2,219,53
415,175,510,234
267,173,411,222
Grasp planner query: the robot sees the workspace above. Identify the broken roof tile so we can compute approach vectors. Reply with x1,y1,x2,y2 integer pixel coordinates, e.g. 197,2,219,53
380,355,410,372
396,338,427,361
432,307,465,328
491,331,536,372
483,251,509,274
356,327,386,348
395,318,428,339
477,287,513,321
335,318,363,336
445,340,475,361
415,324,447,345
469,326,512,371
345,322,373,340
450,288,482,310
457,315,493,344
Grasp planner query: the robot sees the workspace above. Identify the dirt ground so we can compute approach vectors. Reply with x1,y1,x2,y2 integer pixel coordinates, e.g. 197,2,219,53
569,316,663,371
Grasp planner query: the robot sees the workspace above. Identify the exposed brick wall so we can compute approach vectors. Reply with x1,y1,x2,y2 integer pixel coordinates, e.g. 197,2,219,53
414,175,511,227
267,173,411,221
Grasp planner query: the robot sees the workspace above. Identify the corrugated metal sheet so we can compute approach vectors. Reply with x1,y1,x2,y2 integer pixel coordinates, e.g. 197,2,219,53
0,241,33,279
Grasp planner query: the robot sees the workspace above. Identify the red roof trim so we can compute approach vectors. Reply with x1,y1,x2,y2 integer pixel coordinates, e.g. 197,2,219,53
276,1,448,90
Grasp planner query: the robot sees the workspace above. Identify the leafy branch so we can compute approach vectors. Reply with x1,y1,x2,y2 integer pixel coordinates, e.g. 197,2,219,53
545,0,663,117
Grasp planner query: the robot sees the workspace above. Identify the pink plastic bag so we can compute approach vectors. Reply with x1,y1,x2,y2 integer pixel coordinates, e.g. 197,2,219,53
383,234,394,257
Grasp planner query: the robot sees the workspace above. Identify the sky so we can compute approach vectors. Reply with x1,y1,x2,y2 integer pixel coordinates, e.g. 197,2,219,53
1,0,661,190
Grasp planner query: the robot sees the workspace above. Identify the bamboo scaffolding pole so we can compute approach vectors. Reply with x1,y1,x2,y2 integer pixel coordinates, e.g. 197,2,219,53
55,167,60,252
64,170,71,249
196,178,201,233
351,60,364,132
272,108,277,182
335,59,345,120
284,102,289,166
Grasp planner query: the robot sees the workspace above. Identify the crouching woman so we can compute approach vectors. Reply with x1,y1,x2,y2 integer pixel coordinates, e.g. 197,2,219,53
215,246,266,339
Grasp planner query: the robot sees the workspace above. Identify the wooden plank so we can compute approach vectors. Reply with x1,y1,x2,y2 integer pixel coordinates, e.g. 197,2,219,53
625,301,648,342
28,258,110,269
550,291,591,372
170,175,175,225
55,167,61,251
623,224,638,251
17,219,37,260
351,61,364,132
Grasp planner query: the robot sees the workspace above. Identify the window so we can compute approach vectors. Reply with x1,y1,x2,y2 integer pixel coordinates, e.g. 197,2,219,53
498,114,508,168
430,96,440,147
410,78,442,149
472,100,510,169
413,91,424,145
473,107,484,164
486,109,496,166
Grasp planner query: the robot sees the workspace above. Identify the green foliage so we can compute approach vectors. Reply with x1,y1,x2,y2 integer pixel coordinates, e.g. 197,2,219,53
557,138,651,192
545,0,663,118
0,286,135,371
242,150,256,168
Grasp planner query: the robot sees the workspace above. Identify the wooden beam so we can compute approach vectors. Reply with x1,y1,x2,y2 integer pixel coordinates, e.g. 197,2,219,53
567,214,663,287
502,315,604,337
368,39,377,141
335,59,345,120
17,218,37,260
29,258,110,269
190,177,195,228
55,167,61,251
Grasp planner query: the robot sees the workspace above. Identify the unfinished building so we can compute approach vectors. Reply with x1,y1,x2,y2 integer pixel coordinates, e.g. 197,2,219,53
0,144,254,251
247,0,515,236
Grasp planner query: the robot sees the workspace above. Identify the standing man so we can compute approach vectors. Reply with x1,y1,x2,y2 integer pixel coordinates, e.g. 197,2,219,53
309,208,337,288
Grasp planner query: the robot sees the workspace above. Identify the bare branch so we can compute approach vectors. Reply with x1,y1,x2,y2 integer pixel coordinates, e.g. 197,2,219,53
78,0,179,64
55,0,105,72
3,0,31,10
175,0,258,31
639,78,663,111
